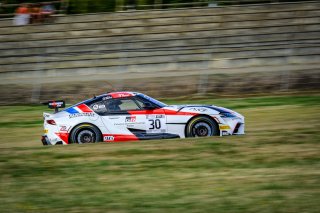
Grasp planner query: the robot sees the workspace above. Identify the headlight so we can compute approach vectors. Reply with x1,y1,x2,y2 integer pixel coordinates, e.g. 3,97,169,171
220,112,236,118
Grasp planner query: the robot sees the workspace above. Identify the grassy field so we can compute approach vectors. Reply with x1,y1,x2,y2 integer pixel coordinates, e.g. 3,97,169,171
0,94,319,212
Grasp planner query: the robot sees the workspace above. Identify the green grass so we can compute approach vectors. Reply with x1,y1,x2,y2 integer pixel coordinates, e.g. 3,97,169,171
0,94,319,212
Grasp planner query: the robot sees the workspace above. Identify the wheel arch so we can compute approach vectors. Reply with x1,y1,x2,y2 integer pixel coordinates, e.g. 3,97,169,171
69,122,103,143
184,114,219,137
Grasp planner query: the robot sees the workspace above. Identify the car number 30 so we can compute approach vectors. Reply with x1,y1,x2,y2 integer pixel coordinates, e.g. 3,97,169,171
148,119,161,129
146,115,166,133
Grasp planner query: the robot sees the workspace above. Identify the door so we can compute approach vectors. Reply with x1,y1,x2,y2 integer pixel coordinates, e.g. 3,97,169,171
100,97,167,141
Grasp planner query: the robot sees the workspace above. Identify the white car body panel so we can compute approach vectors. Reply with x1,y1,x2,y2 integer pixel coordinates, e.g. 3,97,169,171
42,92,245,145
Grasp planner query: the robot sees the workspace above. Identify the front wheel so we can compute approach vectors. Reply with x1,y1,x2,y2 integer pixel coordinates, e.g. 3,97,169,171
70,124,102,144
186,116,219,137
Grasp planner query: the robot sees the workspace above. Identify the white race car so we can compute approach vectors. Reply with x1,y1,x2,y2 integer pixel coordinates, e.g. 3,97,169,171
42,92,245,145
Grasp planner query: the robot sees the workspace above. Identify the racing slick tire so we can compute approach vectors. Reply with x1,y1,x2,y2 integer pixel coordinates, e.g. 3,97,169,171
70,124,102,144
186,116,219,137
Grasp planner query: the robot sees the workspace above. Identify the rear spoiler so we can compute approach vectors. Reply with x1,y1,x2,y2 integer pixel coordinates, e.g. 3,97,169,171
42,100,65,113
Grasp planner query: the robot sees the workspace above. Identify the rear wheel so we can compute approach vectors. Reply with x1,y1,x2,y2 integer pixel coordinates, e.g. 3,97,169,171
70,124,102,144
186,116,219,137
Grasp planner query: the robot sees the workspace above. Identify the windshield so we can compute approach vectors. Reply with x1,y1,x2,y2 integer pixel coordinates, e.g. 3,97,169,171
137,94,167,108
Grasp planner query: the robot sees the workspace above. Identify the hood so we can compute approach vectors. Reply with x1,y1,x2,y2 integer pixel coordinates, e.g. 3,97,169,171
164,104,232,115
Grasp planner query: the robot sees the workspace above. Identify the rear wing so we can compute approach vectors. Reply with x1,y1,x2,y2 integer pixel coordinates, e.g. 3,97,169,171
42,100,65,113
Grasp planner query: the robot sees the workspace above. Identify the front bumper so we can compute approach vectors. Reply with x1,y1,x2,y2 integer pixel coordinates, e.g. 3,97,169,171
219,117,245,136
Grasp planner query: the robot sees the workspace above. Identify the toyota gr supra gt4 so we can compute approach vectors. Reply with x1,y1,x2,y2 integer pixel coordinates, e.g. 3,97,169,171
41,92,245,145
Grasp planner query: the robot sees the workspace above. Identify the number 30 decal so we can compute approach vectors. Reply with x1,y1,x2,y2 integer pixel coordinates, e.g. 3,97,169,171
146,114,166,133
148,119,161,129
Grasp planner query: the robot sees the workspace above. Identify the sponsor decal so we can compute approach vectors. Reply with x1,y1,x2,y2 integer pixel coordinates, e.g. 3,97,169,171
49,101,64,108
116,121,145,126
146,114,164,119
189,107,207,112
109,116,120,119
104,136,114,141
47,100,65,109
44,129,48,134
125,116,136,123
102,95,112,100
103,134,138,142
118,94,131,97
110,92,133,98
59,125,69,132
92,104,99,110
69,112,95,119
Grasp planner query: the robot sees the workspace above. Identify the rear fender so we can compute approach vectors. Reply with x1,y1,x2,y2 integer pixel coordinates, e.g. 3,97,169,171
69,122,103,142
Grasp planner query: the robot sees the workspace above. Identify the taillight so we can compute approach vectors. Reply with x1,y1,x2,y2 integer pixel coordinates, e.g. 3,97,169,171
46,119,56,125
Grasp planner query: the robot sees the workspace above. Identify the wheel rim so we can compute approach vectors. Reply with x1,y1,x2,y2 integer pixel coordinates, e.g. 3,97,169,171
77,130,95,144
191,122,212,137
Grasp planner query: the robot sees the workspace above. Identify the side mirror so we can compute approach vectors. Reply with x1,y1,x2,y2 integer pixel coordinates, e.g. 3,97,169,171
143,102,156,110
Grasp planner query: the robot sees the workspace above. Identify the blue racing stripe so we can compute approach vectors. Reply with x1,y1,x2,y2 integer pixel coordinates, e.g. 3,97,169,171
206,106,229,114
65,107,79,114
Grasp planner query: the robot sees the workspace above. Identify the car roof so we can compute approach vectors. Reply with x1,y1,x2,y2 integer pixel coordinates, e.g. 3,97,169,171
62,92,142,113
106,91,139,98
83,92,140,103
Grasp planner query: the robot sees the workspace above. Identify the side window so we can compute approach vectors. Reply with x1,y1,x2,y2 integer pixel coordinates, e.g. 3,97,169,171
134,98,146,108
134,97,157,109
118,99,141,110
105,98,141,112
90,101,107,114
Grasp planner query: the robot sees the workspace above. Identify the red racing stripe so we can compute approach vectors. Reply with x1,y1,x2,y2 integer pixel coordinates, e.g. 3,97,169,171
77,104,93,113
55,132,69,144
163,109,198,116
127,109,198,116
